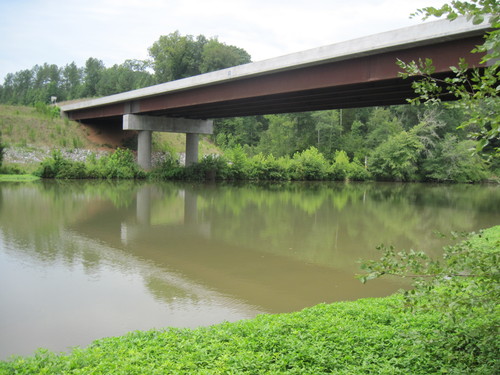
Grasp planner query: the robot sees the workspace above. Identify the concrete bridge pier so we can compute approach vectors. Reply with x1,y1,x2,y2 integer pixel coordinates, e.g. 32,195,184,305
138,130,152,170
123,114,213,170
185,133,199,167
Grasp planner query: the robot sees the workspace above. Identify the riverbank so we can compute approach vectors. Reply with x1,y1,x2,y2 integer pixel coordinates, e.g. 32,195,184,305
1,226,498,374
0,174,39,182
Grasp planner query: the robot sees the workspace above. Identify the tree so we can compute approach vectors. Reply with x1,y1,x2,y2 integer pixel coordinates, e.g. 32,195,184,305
422,135,487,182
311,110,342,157
200,39,251,73
61,62,83,100
148,31,207,82
149,32,252,83
398,1,499,159
365,107,404,149
369,131,424,181
83,57,105,97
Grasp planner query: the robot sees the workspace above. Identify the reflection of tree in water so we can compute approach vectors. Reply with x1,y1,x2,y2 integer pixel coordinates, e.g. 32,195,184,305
1,180,499,276
0,180,142,269
192,182,500,271
145,276,196,304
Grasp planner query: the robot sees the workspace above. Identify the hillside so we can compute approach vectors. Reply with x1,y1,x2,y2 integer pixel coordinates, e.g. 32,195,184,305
0,104,220,169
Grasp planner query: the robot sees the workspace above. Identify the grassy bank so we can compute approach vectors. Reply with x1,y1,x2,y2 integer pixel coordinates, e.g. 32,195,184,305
0,174,39,182
1,227,498,374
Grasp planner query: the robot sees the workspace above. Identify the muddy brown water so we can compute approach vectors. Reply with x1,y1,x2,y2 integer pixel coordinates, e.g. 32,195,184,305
1,180,499,359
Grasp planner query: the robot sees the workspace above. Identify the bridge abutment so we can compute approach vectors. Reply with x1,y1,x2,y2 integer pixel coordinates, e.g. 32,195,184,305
123,114,213,170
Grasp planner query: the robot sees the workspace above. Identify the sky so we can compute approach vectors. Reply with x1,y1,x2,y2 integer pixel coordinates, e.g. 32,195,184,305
0,0,450,82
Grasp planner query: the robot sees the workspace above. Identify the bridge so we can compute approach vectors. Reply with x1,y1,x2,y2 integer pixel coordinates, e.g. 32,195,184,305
59,17,491,169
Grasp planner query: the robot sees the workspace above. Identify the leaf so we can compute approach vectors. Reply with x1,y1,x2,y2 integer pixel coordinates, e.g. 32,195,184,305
472,14,484,25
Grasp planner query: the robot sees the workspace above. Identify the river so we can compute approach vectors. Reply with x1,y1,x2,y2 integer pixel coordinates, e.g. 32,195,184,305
0,180,498,359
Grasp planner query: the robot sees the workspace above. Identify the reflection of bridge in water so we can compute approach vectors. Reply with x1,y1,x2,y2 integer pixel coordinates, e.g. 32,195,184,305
71,184,404,313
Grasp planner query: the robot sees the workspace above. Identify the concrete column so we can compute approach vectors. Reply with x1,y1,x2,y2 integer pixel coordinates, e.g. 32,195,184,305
185,133,199,166
137,130,152,170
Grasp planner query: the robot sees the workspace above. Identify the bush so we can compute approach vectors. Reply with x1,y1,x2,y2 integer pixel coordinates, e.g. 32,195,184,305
360,226,500,371
34,102,60,119
182,154,230,181
291,147,329,180
422,136,487,183
347,158,371,181
225,145,250,179
36,149,146,180
369,131,424,181
149,156,183,180
330,150,350,180
86,149,145,179
248,153,292,181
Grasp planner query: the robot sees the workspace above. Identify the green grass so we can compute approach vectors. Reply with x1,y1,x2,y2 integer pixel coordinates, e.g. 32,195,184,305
1,227,498,374
0,104,96,150
0,174,40,182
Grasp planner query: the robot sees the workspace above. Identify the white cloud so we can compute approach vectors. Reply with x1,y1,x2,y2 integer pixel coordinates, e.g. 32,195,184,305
0,0,449,81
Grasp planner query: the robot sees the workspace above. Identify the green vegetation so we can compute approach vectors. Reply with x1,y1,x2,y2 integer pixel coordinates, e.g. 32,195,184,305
35,149,145,180
1,227,497,374
0,174,39,182
0,103,96,150
398,0,499,159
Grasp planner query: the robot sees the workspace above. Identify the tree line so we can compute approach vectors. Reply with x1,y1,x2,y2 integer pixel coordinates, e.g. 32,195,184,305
0,31,251,105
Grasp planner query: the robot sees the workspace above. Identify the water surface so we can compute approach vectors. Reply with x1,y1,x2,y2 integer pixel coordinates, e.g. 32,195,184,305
1,181,498,359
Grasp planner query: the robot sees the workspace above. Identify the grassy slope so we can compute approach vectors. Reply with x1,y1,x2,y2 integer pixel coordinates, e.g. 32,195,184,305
0,104,220,165
1,226,498,374
0,105,96,149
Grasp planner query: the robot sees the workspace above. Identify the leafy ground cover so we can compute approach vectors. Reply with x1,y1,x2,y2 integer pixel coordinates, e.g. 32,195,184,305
1,227,498,374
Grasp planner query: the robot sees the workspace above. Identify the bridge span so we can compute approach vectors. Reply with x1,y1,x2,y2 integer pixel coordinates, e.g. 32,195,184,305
59,17,491,169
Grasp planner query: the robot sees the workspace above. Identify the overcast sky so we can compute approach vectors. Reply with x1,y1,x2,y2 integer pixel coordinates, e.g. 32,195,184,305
0,0,449,82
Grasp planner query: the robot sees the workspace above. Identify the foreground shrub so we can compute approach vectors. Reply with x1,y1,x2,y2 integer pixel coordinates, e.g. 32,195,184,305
360,226,500,372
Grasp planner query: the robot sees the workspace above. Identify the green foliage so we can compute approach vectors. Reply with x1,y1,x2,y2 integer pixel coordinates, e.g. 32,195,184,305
369,131,424,181
182,154,230,181
149,31,251,83
36,149,145,180
422,135,488,182
399,0,500,160
359,226,500,371
291,147,330,180
34,102,60,119
149,156,183,180
86,149,145,179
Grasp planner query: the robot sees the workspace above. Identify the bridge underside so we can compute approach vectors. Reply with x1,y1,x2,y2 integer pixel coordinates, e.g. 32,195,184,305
66,36,483,125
